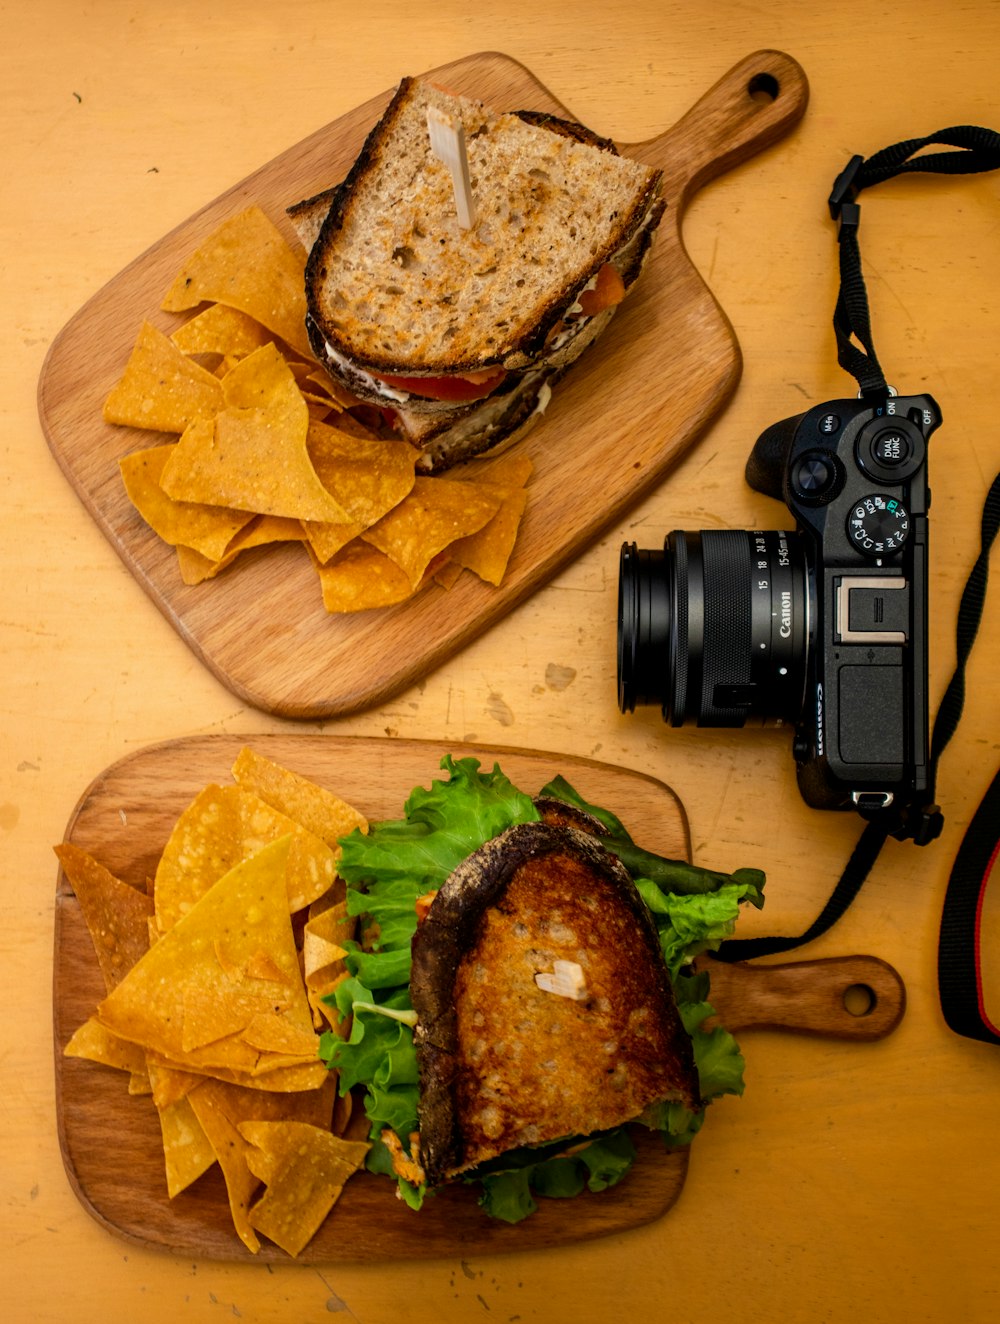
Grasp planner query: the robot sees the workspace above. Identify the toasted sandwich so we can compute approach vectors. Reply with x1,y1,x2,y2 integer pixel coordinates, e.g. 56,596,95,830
409,821,699,1186
291,77,665,471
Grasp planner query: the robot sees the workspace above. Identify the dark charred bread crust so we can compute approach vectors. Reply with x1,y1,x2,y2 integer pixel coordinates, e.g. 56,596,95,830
510,109,620,155
410,823,699,1187
532,797,609,835
303,76,417,312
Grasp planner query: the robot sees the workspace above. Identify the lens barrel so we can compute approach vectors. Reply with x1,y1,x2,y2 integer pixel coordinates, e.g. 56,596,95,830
618,530,809,727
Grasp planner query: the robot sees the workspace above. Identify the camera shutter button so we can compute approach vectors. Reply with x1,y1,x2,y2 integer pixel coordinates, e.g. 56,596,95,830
791,450,839,503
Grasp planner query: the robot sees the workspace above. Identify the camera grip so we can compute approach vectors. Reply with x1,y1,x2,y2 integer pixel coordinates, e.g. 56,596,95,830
746,413,801,499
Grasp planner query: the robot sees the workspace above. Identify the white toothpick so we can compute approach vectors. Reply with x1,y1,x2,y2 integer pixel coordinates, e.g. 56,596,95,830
426,105,476,229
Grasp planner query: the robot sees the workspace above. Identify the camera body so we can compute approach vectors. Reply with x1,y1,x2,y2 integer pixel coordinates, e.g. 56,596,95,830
617,392,942,841
748,393,939,837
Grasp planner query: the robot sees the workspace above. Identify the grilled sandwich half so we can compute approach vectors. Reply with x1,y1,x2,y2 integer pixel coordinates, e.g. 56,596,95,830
292,77,665,471
409,822,699,1187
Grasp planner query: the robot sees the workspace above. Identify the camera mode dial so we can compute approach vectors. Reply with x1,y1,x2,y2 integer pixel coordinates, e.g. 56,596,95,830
847,493,911,558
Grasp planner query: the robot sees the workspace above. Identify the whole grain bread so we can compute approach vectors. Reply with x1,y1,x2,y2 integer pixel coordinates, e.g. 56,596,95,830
302,77,663,380
409,822,699,1187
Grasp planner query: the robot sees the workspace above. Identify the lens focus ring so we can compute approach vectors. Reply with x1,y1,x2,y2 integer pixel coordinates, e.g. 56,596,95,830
617,529,809,727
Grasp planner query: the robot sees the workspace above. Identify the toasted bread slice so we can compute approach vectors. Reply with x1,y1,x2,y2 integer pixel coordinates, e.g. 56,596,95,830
302,77,663,384
410,823,699,1187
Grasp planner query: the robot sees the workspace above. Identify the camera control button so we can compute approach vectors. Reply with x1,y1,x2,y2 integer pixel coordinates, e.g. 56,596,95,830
871,428,912,466
791,450,840,503
818,413,841,436
857,416,925,482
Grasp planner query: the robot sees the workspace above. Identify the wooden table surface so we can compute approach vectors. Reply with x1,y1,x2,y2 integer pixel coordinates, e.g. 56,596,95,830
5,2,999,1321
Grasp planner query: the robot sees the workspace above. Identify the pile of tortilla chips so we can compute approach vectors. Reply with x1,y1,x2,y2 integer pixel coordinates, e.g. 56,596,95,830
104,205,531,610
59,746,372,1257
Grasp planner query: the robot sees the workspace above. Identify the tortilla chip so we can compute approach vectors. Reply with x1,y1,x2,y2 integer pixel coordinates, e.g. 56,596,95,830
460,450,534,489
449,484,528,585
157,1092,217,1198
147,1054,328,1094
103,321,225,432
361,476,500,586
159,346,351,522
120,444,256,558
302,897,355,1030
180,981,291,1054
148,1060,202,1111
96,838,319,1077
64,1015,149,1076
230,746,368,848
171,303,275,359
187,1082,262,1251
152,782,337,934
299,518,363,566
241,1120,370,1257
161,205,312,358
186,1074,337,1253
55,842,153,990
173,515,302,584
313,539,419,613
305,419,418,527
175,514,305,585
433,560,464,590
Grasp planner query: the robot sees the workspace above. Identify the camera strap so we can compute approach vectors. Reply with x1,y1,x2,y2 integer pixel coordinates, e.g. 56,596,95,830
826,125,1000,402
715,129,1000,1044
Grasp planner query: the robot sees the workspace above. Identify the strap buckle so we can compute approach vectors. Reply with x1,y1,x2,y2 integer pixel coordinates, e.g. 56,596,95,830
829,153,865,235
828,153,865,218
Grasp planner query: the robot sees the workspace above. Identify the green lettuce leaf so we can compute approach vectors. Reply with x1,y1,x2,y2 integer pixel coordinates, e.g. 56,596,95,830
477,1168,537,1223
633,875,764,977
338,755,539,890
539,772,765,900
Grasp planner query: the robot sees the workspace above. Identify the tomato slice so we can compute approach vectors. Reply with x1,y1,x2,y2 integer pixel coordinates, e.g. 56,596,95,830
373,367,507,403
576,263,626,317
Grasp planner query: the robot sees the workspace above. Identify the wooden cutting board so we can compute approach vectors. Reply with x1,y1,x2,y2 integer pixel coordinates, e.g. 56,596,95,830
53,735,903,1263
37,51,809,720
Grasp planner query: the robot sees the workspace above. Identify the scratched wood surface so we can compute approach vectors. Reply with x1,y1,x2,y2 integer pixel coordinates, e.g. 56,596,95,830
37,50,807,720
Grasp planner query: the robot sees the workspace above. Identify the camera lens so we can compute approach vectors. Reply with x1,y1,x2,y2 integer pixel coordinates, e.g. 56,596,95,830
618,530,809,726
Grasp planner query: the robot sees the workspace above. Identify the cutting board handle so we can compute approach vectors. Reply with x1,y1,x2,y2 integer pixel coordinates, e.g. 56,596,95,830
655,49,810,205
700,954,906,1041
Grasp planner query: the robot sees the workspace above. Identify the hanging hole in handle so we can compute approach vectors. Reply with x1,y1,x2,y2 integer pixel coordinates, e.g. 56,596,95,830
748,72,780,104
843,983,877,1017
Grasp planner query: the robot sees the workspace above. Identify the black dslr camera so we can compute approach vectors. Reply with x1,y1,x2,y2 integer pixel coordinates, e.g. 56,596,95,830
617,393,943,842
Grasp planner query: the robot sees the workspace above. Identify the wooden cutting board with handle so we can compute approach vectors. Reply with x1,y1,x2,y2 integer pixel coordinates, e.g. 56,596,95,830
37,51,809,720
53,735,903,1263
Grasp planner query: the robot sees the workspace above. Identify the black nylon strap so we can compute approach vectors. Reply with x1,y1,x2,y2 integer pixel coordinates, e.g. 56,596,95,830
933,473,1000,1041
928,472,1000,788
829,125,1000,400
713,818,888,962
715,127,1000,970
